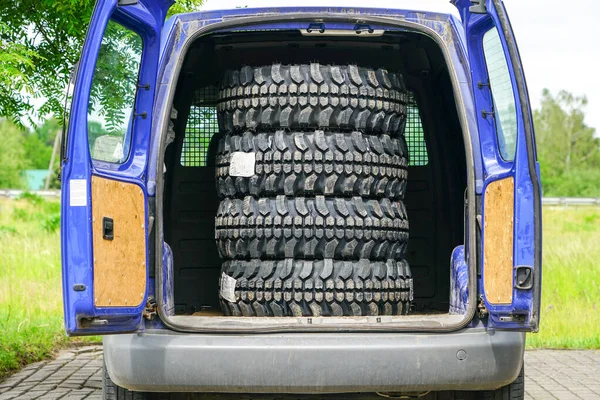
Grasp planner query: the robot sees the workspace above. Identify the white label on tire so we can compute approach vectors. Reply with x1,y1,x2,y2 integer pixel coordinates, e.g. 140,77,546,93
229,152,255,177
220,272,237,303
69,179,87,207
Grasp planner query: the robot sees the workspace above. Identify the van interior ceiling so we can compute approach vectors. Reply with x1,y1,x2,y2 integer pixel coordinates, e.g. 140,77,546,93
161,29,467,317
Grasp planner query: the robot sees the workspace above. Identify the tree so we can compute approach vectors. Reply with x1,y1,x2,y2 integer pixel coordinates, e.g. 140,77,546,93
0,120,28,188
534,89,600,196
22,119,60,170
0,0,203,127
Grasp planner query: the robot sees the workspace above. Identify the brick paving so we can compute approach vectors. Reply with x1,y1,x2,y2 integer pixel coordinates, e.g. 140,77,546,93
0,347,598,399
524,350,600,399
0,346,102,400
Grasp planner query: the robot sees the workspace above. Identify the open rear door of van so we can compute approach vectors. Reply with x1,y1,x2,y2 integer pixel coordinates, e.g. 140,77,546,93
452,0,542,331
61,0,172,335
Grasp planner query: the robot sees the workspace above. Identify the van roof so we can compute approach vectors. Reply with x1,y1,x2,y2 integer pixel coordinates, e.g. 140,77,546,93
198,0,460,18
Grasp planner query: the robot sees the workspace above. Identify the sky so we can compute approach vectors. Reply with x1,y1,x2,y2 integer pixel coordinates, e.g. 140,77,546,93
503,0,600,131
197,0,600,131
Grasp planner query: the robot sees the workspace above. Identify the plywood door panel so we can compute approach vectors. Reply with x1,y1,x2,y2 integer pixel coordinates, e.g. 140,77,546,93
483,177,514,305
92,176,146,307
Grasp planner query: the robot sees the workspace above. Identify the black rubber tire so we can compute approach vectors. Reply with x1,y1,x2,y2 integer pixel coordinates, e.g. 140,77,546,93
217,63,408,134
103,360,148,400
481,365,525,400
215,196,409,261
216,130,408,200
219,258,413,317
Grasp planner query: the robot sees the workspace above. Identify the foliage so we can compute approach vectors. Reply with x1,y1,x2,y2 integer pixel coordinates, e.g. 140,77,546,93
0,120,27,188
527,206,600,349
0,0,203,127
22,119,59,170
88,20,142,136
0,119,63,189
0,197,99,379
0,22,41,128
17,191,45,206
87,120,111,149
169,0,206,15
534,89,600,197
42,214,61,232
0,225,17,235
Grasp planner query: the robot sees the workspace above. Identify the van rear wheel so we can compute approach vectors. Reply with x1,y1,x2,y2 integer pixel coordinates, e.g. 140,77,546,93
480,364,524,399
432,365,525,399
103,360,149,400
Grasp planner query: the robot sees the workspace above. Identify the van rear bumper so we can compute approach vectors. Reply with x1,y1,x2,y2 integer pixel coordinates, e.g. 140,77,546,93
103,328,524,393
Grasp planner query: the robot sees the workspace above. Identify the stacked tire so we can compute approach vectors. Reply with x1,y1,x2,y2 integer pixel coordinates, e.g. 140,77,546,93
215,63,413,317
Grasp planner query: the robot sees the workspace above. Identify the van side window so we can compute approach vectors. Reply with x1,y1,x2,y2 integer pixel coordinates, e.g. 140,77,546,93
180,87,219,167
87,20,143,163
405,92,429,166
483,27,518,161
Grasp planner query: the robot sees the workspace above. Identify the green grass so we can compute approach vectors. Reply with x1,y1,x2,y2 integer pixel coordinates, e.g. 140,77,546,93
526,206,600,349
0,197,597,379
0,195,98,379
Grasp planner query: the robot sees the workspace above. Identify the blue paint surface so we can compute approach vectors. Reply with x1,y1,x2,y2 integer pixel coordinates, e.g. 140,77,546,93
450,246,469,315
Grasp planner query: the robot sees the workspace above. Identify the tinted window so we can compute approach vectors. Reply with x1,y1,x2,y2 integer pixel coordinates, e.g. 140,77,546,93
483,27,518,161
87,20,142,163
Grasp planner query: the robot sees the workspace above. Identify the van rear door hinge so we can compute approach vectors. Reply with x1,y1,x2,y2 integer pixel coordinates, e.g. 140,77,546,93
477,296,488,319
143,297,157,321
481,110,495,118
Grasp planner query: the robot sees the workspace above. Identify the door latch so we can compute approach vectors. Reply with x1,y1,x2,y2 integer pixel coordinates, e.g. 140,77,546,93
499,314,527,323
102,217,114,240
515,266,534,290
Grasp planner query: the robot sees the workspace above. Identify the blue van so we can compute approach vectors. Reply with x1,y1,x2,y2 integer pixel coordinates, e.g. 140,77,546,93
61,0,542,398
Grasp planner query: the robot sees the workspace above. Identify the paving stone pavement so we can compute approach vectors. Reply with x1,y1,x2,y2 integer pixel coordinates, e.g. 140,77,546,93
0,347,599,399
0,346,103,400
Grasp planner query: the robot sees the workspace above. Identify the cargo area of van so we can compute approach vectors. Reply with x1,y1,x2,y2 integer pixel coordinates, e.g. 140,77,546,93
155,26,472,330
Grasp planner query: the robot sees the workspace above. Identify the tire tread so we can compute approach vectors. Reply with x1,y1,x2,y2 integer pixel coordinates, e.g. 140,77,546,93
215,196,409,260
220,258,413,317
216,130,409,199
217,63,408,134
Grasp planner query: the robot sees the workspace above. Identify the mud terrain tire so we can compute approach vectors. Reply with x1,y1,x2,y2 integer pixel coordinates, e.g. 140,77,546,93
217,63,408,134
219,258,413,317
